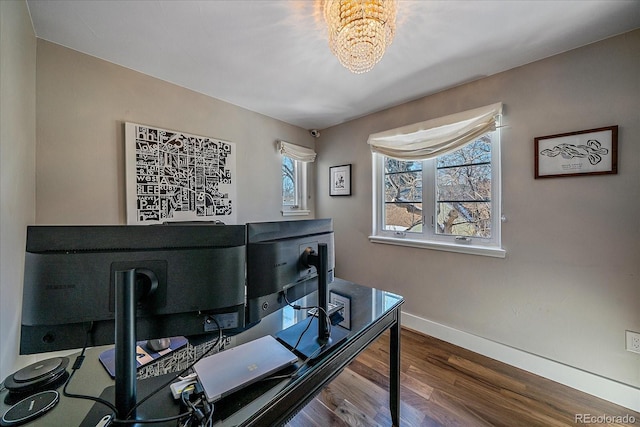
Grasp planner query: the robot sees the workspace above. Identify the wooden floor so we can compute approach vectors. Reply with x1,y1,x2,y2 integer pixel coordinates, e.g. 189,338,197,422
287,328,639,426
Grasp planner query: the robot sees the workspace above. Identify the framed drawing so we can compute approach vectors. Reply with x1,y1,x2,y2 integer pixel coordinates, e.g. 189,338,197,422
329,164,352,196
534,125,618,179
125,122,236,224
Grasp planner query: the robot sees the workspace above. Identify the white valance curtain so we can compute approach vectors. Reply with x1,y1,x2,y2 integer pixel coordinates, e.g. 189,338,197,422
278,140,317,162
367,102,503,160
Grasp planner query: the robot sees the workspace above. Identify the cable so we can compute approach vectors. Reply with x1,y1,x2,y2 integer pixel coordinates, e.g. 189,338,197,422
283,292,314,311
111,412,192,425
282,290,332,352
283,292,332,332
178,381,213,427
293,316,315,350
266,344,324,381
62,322,118,415
57,320,223,426
123,316,223,421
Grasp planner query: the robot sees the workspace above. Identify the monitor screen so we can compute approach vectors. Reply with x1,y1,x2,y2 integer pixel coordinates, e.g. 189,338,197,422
245,219,334,324
20,224,246,354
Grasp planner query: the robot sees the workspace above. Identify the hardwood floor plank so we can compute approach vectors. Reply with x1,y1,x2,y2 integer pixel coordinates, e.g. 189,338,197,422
286,397,351,427
333,398,381,427
446,355,527,393
290,327,640,426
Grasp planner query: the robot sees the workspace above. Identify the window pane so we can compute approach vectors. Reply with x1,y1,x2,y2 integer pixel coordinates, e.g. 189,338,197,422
436,137,492,238
437,202,491,237
384,202,423,232
437,136,491,168
385,158,422,172
282,156,295,206
383,158,423,233
384,171,422,202
437,164,491,202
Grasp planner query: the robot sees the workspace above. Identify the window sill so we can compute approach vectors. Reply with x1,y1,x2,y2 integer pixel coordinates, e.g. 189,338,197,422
368,235,506,258
281,209,311,217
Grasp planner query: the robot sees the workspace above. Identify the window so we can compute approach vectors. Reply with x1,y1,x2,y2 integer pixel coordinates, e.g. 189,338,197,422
278,140,316,216
282,155,309,214
369,103,505,257
282,156,297,206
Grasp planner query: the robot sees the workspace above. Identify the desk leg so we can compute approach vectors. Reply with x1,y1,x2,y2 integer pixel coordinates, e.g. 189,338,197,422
390,312,401,426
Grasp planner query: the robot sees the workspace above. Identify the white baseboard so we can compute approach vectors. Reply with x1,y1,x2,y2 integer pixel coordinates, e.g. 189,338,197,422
401,311,640,413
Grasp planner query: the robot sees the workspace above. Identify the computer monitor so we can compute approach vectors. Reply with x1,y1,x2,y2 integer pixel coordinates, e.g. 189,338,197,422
245,219,335,324
245,219,347,359
20,224,246,419
21,224,246,354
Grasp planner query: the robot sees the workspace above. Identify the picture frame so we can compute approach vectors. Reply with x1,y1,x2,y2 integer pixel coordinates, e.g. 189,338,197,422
329,164,352,196
125,122,236,224
534,125,618,179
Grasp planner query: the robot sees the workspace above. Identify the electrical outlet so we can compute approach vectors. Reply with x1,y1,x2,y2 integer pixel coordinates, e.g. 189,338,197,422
330,292,351,330
626,330,640,354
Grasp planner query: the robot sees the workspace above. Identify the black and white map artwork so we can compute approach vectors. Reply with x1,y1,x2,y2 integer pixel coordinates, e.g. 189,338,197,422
125,123,236,225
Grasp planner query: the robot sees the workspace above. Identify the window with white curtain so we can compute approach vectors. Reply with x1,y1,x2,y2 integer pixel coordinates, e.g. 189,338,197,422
369,103,505,258
279,140,316,216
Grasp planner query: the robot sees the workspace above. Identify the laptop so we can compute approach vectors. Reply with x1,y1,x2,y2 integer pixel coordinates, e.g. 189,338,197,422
193,335,298,403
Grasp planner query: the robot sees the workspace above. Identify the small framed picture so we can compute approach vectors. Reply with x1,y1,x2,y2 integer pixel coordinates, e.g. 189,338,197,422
534,126,618,179
329,164,352,196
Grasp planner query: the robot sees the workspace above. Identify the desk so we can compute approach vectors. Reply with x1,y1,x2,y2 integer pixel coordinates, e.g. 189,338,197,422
1,279,403,426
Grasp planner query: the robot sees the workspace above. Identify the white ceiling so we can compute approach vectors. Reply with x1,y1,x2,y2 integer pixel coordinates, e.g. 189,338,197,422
26,0,640,130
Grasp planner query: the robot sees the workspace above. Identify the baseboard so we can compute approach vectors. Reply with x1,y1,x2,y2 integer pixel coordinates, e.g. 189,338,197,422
401,311,640,413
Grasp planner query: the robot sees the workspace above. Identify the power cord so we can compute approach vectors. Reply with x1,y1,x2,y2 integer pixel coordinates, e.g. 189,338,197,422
283,291,332,349
122,316,223,422
179,382,213,427
61,318,224,426
62,322,118,415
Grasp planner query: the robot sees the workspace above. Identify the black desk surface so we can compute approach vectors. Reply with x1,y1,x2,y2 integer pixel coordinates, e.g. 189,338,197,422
1,279,403,426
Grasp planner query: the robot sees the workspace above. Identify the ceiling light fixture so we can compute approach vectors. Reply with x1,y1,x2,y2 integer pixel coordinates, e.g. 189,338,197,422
323,0,397,74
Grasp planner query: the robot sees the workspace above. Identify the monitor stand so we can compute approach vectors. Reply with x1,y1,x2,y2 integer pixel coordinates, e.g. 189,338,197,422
114,269,139,421
276,243,348,360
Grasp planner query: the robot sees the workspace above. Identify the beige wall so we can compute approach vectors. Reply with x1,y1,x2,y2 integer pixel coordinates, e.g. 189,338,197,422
35,39,315,225
316,30,640,388
0,0,37,379
1,38,316,376
2,4,637,397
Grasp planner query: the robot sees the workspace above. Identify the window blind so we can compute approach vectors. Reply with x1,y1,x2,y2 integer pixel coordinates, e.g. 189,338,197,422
367,102,503,160
278,140,317,162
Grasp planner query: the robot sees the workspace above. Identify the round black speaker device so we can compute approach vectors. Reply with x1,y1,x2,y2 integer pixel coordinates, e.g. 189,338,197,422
3,358,69,396
0,390,59,426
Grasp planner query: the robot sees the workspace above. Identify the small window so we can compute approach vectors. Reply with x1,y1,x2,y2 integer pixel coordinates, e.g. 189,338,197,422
282,155,309,215
369,104,505,257
278,141,315,216
282,156,298,207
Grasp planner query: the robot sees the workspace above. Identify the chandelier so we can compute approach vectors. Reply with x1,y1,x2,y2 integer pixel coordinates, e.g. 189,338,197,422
323,0,397,74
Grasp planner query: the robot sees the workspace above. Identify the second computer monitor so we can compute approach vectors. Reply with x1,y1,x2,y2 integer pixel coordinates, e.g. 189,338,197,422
245,219,334,324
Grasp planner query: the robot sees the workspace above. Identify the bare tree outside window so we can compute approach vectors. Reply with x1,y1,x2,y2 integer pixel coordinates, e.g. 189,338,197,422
436,136,492,238
382,136,492,238
282,156,296,206
384,159,423,232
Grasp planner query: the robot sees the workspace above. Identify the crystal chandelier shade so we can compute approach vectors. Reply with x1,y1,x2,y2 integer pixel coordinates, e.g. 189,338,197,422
323,0,397,74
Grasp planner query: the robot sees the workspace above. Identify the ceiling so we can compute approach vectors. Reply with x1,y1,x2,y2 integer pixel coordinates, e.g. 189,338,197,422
26,1,640,131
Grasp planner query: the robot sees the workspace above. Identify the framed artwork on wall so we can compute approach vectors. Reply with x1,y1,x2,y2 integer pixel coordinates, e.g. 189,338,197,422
125,122,237,224
534,125,618,179
329,164,352,196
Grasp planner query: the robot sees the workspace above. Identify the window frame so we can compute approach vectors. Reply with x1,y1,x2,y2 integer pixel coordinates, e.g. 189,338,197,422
370,129,505,258
281,155,310,217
